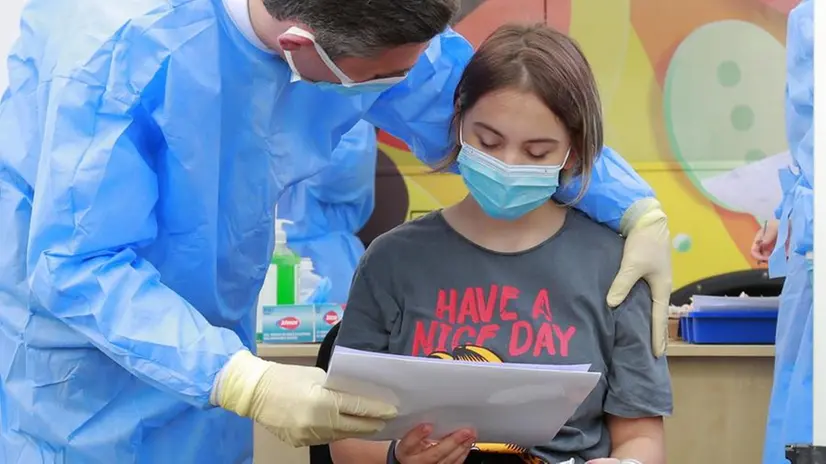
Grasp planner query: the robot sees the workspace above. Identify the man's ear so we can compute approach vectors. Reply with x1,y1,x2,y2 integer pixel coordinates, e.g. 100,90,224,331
277,31,313,51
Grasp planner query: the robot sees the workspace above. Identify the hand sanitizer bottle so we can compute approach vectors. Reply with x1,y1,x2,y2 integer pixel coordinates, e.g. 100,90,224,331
256,218,300,343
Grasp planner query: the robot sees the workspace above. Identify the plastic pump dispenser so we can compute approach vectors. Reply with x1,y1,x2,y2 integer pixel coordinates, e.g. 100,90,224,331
274,219,291,255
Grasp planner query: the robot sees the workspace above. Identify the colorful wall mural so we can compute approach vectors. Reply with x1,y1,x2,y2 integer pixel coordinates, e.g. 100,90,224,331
370,0,796,291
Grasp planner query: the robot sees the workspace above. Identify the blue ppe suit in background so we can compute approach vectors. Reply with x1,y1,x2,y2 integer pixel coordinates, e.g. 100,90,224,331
278,120,377,304
0,0,655,462
763,1,814,462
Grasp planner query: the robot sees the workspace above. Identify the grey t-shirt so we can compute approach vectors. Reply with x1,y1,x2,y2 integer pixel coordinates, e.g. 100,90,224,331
336,210,673,463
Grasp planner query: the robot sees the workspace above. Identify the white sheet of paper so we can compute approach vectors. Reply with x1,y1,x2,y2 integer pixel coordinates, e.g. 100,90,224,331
325,347,601,447
700,151,792,221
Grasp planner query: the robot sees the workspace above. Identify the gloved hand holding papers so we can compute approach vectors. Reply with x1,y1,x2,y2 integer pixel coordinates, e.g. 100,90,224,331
325,347,601,447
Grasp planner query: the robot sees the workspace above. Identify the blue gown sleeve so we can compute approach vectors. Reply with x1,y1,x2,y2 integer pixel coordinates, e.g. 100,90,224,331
554,146,656,232
26,76,246,408
279,120,377,302
364,27,472,167
785,0,814,189
366,29,655,233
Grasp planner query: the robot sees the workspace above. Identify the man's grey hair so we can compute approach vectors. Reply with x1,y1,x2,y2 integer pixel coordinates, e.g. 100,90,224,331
263,0,460,58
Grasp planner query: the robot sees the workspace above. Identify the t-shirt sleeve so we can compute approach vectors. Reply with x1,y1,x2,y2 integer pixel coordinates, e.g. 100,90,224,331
334,248,401,354
604,281,674,418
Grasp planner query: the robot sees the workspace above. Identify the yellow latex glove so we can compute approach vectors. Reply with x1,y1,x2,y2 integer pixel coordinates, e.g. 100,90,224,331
607,198,672,358
215,350,397,447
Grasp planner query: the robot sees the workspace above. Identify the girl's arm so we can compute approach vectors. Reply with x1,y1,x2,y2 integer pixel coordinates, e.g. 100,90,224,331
330,440,392,464
601,281,673,464
330,236,402,463
605,416,666,463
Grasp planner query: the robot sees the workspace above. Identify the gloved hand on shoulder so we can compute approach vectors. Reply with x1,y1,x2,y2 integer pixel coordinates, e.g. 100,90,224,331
607,198,672,358
213,350,397,447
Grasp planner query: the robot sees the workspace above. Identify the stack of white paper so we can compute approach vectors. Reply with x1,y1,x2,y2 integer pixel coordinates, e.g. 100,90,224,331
325,347,601,447
692,295,780,311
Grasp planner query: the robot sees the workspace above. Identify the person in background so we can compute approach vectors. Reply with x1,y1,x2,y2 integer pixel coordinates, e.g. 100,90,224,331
279,120,378,304
0,0,671,461
331,24,671,464
750,1,814,463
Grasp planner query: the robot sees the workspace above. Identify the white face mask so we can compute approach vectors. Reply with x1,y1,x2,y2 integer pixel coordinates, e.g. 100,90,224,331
282,26,407,94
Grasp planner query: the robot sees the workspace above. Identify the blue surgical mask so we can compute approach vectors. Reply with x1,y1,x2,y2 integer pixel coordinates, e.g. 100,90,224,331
312,80,399,95
283,27,407,95
457,137,570,221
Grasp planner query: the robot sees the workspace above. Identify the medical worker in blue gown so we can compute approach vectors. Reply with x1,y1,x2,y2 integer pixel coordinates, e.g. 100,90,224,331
0,0,673,462
750,1,814,462
278,120,378,304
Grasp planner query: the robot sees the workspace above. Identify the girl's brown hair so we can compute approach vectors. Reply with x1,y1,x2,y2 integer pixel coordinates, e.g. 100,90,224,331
438,23,603,204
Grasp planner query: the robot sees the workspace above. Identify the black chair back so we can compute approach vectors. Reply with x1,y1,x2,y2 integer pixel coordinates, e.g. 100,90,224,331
309,323,341,464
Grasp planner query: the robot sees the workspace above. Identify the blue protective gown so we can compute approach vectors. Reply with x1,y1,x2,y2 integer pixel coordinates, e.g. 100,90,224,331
0,0,654,462
277,120,377,304
763,1,814,462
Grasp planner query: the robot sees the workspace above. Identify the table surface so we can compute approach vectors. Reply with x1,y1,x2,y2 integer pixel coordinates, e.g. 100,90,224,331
256,340,775,360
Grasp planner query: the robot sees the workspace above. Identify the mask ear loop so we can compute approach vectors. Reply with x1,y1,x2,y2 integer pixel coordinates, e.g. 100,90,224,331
283,27,355,85
283,50,302,83
283,26,409,87
559,148,571,168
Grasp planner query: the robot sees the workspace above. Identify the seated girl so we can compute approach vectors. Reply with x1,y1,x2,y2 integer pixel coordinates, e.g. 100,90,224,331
329,23,672,464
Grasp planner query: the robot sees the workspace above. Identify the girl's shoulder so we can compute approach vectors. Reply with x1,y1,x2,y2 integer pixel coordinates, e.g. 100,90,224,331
558,210,626,276
361,211,452,262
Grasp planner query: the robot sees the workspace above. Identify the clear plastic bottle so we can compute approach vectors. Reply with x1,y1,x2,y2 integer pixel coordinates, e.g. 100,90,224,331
298,257,322,304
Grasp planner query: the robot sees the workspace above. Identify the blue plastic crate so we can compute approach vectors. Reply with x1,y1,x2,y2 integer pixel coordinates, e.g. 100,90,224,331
680,309,778,344
679,317,690,341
